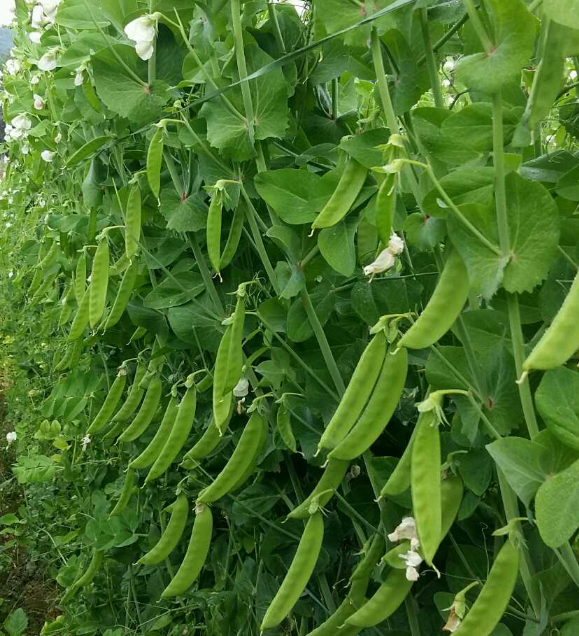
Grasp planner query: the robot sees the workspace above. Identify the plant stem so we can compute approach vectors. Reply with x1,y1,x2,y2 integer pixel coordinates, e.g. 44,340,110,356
231,0,255,145
331,78,339,120
419,9,444,109
405,595,422,636
188,235,225,317
462,0,493,51
371,27,398,134
267,2,286,53
418,13,469,64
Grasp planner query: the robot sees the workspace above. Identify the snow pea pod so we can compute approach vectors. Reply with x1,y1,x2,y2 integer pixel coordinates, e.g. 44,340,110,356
379,424,417,498
110,467,136,516
261,512,325,630
219,201,245,270
130,396,178,470
87,369,127,434
118,375,163,443
328,346,408,461
89,239,109,328
125,184,141,259
67,290,90,341
102,259,138,331
398,250,468,350
138,493,189,565
112,364,147,423
62,549,104,602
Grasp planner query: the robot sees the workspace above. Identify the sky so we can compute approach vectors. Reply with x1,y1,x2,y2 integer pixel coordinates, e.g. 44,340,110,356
0,0,15,27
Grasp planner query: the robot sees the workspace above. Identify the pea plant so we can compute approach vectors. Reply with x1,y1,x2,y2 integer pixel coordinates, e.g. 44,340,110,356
2,0,579,635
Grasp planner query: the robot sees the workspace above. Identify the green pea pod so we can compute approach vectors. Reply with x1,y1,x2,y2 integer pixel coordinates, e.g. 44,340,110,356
346,568,413,628
161,503,213,598
306,599,360,636
74,252,87,302
277,402,297,452
398,250,469,350
65,136,110,168
147,127,164,198
102,419,125,442
28,268,44,296
87,369,128,434
36,241,60,271
102,259,138,331
439,474,463,545
380,424,417,498
89,239,109,328
311,158,368,230
411,410,441,566
125,184,141,259
452,541,519,636
110,467,136,516
523,268,579,372
375,173,396,246
130,396,178,470
54,340,82,373
82,79,101,112
261,512,325,630
229,411,268,492
62,549,104,602
30,266,60,305
145,385,197,484
287,458,349,520
328,347,408,461
219,201,245,270
138,493,189,565
197,411,267,503
318,332,387,451
68,291,90,341
58,285,75,326
118,375,163,443
183,418,225,463
113,364,147,422
206,189,223,276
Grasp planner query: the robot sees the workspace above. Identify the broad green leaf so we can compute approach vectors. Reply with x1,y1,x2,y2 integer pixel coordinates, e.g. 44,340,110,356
536,458,579,547
167,296,221,350
340,128,391,169
403,212,446,251
287,293,335,343
455,0,537,94
55,0,111,29
544,0,579,29
318,220,357,277
536,368,579,451
486,437,548,506
556,164,579,201
4,609,28,636
143,271,205,310
12,455,56,484
458,449,493,496
275,262,306,299
65,135,110,168
159,189,207,233
423,167,495,218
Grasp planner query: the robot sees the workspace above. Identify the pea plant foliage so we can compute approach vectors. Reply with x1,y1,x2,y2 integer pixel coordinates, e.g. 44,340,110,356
3,0,579,635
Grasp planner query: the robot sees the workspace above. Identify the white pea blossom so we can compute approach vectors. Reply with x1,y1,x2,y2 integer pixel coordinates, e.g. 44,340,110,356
38,47,59,72
41,150,54,162
399,549,423,582
233,377,250,398
74,68,84,86
54,132,62,143
29,31,43,44
31,4,45,28
388,516,420,551
443,610,461,632
8,271,14,278
5,58,21,75
33,93,44,109
124,13,161,61
443,58,455,73
81,434,91,451
6,431,17,445
388,233,404,255
39,0,62,23
364,249,396,277
30,73,41,85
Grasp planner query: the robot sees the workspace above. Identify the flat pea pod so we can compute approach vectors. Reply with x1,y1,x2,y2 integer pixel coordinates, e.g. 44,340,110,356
183,417,225,463
61,548,104,603
30,266,60,305
67,290,90,341
65,136,110,168
125,184,141,259
161,503,213,598
54,339,83,373
102,258,138,331
328,347,408,461
89,239,109,328
206,188,223,276
36,241,60,271
346,568,413,628
147,127,164,198
287,458,349,520
28,267,44,296
379,424,417,498
87,369,128,434
58,285,75,326
261,512,325,630
411,409,441,566
197,411,267,503
113,364,147,423
277,401,297,452
452,541,519,636
439,474,463,545
318,332,387,452
74,252,87,302
145,385,197,484
130,396,178,470
398,250,469,350
102,419,125,442
219,201,245,270
118,375,163,443
375,173,396,246
110,467,136,516
138,493,189,565
523,268,579,372
229,411,268,492
311,158,368,230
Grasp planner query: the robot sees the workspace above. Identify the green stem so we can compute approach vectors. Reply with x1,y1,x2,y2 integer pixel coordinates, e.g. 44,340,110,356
371,27,398,133
405,595,422,636
231,0,255,145
188,235,225,317
331,78,339,120
267,2,286,53
462,0,493,51
419,8,444,109
556,543,579,590
529,0,543,11
417,14,469,65
301,289,346,396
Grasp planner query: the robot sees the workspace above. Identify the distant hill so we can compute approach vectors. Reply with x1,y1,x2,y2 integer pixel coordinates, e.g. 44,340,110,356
0,29,12,58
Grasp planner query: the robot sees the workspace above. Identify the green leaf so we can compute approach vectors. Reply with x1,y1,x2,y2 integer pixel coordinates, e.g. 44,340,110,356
287,293,335,343
486,437,548,506
536,368,579,451
318,220,357,277
423,167,494,218
65,135,111,168
159,189,207,233
455,0,537,94
55,0,111,29
275,262,306,299
143,271,205,310
0,513,21,525
544,0,579,30
12,455,57,484
555,164,579,201
4,609,28,636
403,212,446,251
536,458,579,548
339,128,391,169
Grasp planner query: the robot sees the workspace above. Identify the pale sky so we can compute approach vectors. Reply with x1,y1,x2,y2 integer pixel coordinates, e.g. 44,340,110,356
0,0,15,27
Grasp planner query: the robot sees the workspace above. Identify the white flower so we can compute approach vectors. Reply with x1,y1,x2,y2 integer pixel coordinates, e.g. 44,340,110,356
29,31,43,44
22,144,30,154
443,58,455,72
33,93,44,110
54,132,62,143
388,233,404,255
41,150,54,162
0,0,16,26
81,434,91,451
38,48,59,72
8,271,13,278
442,79,451,88
5,222,12,228
74,69,84,86
6,431,17,444
30,73,41,85
443,610,461,632
388,516,419,544
39,0,61,22
31,4,45,28
124,13,160,61
364,249,396,277
399,549,423,582
5,58,21,75
12,114,32,132
233,377,250,398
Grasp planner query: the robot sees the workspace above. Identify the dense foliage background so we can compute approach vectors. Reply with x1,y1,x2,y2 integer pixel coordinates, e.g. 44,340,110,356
3,0,579,635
